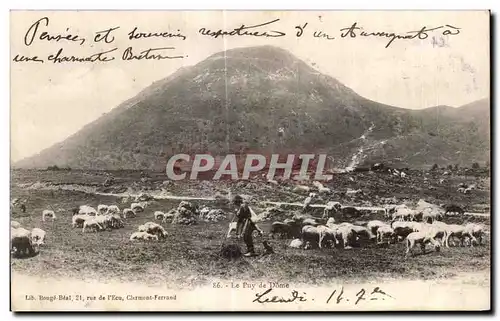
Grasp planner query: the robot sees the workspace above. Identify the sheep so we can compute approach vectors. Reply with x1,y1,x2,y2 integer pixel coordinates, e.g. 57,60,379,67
313,180,332,194
346,189,362,196
301,225,321,249
323,201,342,218
123,208,135,218
131,202,146,212
326,217,336,226
400,171,407,178
392,221,420,241
351,225,376,244
391,206,419,222
444,204,465,216
94,214,112,230
163,211,175,223
109,214,124,229
82,219,103,233
270,222,293,239
11,227,35,257
334,225,357,249
405,230,441,257
317,225,337,248
289,239,303,249
267,179,279,186
11,221,21,229
376,225,395,244
72,214,90,228
79,205,97,216
426,222,447,246
444,224,466,247
154,211,165,221
302,218,320,227
367,220,386,235
97,204,109,215
130,231,158,241
463,223,486,247
458,187,472,194
31,228,46,246
292,185,311,193
341,206,362,218
140,222,168,239
422,209,443,224
42,210,56,222
107,205,120,215
312,181,324,190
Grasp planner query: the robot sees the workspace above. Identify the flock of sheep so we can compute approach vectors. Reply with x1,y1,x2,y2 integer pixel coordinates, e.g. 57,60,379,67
269,198,487,257
10,175,488,260
10,199,172,256
70,202,174,241
10,194,229,257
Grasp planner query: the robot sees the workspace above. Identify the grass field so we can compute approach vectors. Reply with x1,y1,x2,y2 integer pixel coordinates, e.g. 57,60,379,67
10,169,491,288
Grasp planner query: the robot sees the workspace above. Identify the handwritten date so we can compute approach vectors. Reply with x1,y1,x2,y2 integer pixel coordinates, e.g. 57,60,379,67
327,286,394,305
251,286,393,305
253,288,307,304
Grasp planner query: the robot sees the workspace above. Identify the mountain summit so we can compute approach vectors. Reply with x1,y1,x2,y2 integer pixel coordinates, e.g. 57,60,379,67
14,46,490,170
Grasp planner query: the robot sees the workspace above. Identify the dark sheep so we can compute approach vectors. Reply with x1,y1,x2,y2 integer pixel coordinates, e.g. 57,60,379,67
444,204,465,216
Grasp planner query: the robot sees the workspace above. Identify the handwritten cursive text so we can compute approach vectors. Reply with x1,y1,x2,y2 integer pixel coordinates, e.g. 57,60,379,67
199,19,286,39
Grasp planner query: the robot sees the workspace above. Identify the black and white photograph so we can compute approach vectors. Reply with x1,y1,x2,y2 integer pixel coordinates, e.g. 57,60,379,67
9,10,491,311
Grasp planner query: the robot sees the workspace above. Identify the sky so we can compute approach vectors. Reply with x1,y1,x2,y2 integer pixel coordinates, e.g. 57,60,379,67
10,10,490,162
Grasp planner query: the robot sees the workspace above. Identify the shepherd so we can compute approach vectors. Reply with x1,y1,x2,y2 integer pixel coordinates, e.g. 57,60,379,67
232,195,265,257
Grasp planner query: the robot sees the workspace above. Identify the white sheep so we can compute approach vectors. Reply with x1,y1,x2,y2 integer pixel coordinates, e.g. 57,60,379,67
141,222,168,239
154,211,165,221
97,204,109,215
130,202,145,212
317,225,337,248
367,220,386,235
31,228,46,246
289,239,303,249
42,210,56,222
123,208,135,218
463,223,486,246
405,230,441,257
376,225,395,244
11,227,35,256
444,224,466,247
130,231,158,241
107,205,120,214
292,185,311,193
82,219,103,233
79,205,97,216
72,214,90,228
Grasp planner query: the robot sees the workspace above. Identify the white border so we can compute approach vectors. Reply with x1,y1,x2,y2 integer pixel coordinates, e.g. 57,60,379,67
3,1,498,320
